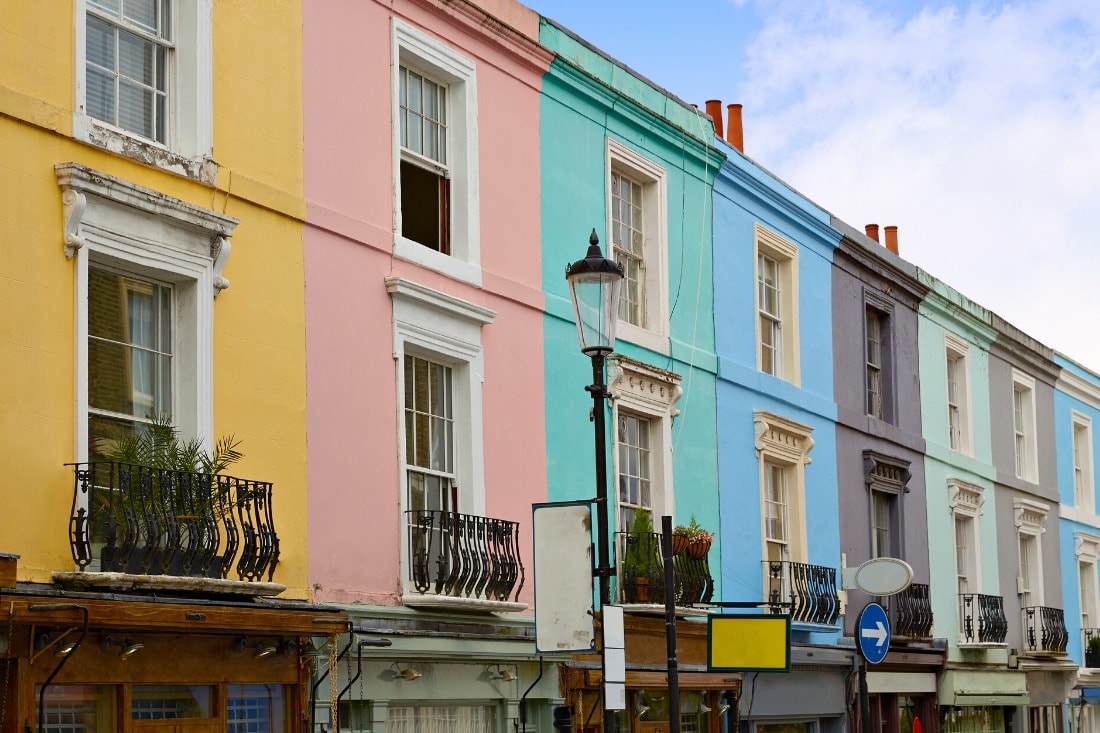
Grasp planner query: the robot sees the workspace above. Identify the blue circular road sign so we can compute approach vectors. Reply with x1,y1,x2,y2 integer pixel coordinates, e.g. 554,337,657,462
856,602,891,664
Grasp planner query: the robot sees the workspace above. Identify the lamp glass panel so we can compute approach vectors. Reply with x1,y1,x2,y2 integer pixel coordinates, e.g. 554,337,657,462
568,271,621,353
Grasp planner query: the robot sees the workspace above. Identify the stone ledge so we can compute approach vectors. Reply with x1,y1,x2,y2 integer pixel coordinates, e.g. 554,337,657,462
53,571,285,597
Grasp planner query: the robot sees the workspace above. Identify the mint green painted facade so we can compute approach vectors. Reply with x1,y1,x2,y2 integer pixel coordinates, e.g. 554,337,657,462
538,19,722,600
917,271,1010,671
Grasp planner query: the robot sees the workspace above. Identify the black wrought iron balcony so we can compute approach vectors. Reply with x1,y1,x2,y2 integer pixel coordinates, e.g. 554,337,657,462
1084,628,1100,667
958,593,1008,644
615,532,713,606
892,582,934,640
764,560,840,626
405,510,524,603
1022,606,1068,654
70,462,279,581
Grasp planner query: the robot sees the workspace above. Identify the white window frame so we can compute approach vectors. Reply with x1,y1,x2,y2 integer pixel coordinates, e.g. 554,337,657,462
387,277,497,607
1012,369,1038,482
391,21,481,286
616,410,653,532
949,478,984,642
1013,497,1048,608
945,334,972,455
754,411,813,565
754,225,800,384
1076,533,1100,636
608,356,681,533
58,162,236,467
763,459,791,564
1074,412,1094,511
606,139,669,354
73,0,215,182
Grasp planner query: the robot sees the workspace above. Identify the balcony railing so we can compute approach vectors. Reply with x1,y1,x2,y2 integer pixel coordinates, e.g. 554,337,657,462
615,532,713,606
764,560,840,626
1022,606,1068,654
70,462,279,581
892,582,934,640
959,593,1008,644
1084,628,1100,666
406,510,524,603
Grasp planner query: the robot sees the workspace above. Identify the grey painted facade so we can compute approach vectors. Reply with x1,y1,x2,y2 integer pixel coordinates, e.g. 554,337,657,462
831,220,930,624
831,219,942,733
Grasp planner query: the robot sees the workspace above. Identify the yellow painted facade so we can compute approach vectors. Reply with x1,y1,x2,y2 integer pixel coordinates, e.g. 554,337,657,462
0,2,309,599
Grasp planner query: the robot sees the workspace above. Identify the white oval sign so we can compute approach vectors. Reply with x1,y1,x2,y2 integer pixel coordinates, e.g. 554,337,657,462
854,557,913,595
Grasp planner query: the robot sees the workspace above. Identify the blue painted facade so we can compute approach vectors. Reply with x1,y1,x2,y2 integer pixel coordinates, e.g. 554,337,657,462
711,140,849,727
1055,354,1100,709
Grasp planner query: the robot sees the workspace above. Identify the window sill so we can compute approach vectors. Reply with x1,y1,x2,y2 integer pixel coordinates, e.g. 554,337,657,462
394,236,482,287
617,321,669,355
401,593,527,614
73,115,217,185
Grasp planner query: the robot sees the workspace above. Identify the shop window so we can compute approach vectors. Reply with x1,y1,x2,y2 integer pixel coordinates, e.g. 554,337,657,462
228,685,286,733
131,685,213,719
386,705,495,733
1028,706,1063,733
755,721,819,733
40,685,116,733
941,706,1004,733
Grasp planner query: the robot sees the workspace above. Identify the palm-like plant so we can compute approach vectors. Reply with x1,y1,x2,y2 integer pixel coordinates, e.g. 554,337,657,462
104,414,242,475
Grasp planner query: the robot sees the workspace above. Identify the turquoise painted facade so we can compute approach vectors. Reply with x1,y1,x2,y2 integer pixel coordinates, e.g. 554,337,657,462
539,19,722,570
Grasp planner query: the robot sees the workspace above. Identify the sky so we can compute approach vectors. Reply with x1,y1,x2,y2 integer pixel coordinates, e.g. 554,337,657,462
524,0,1100,374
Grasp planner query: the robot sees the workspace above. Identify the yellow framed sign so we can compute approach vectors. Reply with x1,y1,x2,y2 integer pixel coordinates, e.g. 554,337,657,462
708,614,791,672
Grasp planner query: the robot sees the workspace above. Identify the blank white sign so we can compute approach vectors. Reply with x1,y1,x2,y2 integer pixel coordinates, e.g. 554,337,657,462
533,503,596,652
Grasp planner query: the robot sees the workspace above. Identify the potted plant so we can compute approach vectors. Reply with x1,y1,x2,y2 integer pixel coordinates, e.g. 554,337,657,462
92,415,244,575
621,508,659,603
673,515,713,559
1087,635,1100,668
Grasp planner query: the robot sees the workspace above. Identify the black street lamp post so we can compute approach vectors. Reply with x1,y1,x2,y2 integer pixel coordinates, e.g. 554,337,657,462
566,229,624,733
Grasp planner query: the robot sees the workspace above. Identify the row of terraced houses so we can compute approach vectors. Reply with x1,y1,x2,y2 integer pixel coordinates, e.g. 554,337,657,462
3,2,1100,733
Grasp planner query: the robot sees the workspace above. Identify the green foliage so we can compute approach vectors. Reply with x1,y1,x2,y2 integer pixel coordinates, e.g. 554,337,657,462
622,508,659,576
105,415,242,475
673,514,713,543
1089,635,1100,654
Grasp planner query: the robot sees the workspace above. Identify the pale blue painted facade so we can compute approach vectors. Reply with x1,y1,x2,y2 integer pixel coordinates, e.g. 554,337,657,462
1055,354,1100,700
712,148,841,626
712,144,848,726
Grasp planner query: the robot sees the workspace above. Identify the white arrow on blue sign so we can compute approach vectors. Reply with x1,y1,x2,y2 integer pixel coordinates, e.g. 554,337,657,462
856,602,891,664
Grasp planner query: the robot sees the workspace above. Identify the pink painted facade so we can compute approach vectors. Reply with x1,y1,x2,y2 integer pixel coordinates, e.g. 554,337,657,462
302,0,552,609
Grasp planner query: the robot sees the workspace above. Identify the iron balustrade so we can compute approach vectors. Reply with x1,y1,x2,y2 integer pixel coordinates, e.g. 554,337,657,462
958,593,1008,644
1022,606,1068,654
69,462,279,581
615,532,713,606
405,510,524,603
1084,628,1100,667
892,582,934,639
764,560,840,625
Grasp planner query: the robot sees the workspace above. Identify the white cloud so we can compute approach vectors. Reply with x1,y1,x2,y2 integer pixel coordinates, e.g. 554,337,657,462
736,0,1100,370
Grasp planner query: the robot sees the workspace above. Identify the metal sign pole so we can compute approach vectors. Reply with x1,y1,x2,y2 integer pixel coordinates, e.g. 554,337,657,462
661,516,680,733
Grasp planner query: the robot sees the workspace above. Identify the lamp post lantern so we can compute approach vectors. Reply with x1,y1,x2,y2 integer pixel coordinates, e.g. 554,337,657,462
566,229,624,732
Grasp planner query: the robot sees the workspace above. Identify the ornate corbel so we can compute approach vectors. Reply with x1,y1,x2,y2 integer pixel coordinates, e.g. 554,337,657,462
211,236,231,297
62,188,87,259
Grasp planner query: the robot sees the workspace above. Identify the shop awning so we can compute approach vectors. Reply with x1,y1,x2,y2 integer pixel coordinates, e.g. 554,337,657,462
938,669,1029,707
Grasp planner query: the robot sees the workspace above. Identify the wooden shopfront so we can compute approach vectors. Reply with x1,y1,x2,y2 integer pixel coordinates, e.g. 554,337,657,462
0,591,347,733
